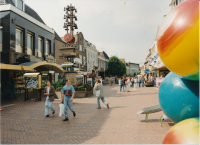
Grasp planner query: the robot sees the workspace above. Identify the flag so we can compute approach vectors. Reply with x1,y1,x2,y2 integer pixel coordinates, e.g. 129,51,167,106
153,57,156,61
155,53,159,58
154,55,158,59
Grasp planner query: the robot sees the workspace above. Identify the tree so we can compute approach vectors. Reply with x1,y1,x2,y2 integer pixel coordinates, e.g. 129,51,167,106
107,56,126,76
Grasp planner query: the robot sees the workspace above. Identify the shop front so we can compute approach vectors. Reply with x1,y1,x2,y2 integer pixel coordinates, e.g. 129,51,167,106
0,61,65,100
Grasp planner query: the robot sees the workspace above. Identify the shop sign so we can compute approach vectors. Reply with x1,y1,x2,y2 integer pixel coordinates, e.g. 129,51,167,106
46,55,56,63
49,71,55,74
146,69,149,73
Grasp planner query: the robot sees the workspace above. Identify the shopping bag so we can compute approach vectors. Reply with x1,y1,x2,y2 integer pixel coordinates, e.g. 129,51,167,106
59,104,64,117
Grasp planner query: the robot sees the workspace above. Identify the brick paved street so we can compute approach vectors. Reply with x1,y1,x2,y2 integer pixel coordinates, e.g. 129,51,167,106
0,85,173,144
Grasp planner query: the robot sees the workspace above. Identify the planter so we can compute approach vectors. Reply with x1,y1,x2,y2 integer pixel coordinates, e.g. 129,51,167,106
86,89,93,97
74,91,87,98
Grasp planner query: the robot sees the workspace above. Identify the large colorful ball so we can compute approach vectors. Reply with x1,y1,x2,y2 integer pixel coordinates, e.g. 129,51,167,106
157,0,199,80
159,72,199,123
162,117,199,144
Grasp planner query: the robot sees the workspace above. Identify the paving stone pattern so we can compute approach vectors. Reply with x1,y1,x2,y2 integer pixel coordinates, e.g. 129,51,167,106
0,85,172,144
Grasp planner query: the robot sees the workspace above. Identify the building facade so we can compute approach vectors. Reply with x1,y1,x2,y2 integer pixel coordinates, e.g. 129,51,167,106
98,51,107,78
126,62,139,76
60,32,87,72
84,40,98,74
0,0,65,99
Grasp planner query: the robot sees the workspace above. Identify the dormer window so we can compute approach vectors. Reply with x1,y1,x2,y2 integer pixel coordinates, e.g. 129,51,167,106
12,0,24,11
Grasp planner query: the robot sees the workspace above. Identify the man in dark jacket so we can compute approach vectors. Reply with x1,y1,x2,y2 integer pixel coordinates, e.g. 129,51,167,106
44,81,55,117
121,77,127,92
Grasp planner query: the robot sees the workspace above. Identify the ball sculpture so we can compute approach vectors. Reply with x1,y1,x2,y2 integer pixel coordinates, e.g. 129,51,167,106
157,0,199,80
159,72,199,123
162,117,199,144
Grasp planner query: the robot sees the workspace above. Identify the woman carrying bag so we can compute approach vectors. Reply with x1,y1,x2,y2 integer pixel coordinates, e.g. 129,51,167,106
94,79,109,109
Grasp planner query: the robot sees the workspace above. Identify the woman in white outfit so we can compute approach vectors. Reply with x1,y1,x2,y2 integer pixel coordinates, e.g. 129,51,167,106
94,79,109,109
126,77,130,92
134,77,138,88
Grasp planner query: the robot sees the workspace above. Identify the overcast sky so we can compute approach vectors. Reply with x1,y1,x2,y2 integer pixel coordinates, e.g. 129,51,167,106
25,0,171,64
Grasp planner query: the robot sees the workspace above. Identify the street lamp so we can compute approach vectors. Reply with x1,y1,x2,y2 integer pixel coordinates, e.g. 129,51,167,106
104,68,106,79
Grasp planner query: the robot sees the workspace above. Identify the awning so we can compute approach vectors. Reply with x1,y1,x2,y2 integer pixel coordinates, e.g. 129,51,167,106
0,64,23,71
20,61,65,73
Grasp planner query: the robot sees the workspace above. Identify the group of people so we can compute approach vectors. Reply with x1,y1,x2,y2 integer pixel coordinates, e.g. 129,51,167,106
44,77,109,122
118,76,147,92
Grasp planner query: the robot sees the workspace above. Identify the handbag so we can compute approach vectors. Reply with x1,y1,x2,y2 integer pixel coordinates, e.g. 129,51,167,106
59,104,64,117
96,90,101,97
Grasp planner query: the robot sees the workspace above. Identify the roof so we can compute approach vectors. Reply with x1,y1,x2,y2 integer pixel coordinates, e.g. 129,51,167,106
119,59,125,63
61,35,77,44
24,4,46,25
103,51,109,59
54,31,67,43
0,0,46,25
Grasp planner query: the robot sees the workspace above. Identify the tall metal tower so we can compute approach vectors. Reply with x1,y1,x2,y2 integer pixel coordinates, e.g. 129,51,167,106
63,4,78,44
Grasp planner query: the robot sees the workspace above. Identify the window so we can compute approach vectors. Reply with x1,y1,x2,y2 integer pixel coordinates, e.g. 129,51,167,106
83,56,85,65
79,44,82,51
79,55,82,64
38,37,43,57
46,40,50,55
88,53,90,63
17,0,23,11
27,33,33,55
16,28,23,53
0,29,2,51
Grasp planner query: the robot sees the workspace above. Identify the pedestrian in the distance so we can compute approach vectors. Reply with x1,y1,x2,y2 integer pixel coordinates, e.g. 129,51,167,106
126,77,130,92
61,79,76,121
138,77,141,87
131,77,134,87
134,77,138,88
141,76,145,87
109,76,112,86
94,79,109,109
119,77,122,92
44,81,55,117
121,77,126,92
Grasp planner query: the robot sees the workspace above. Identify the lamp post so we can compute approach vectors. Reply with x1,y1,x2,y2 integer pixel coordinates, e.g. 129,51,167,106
104,68,105,79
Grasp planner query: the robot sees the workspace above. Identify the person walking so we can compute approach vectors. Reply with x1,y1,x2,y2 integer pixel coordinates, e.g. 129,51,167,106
108,76,112,86
138,77,141,87
94,79,109,109
119,78,122,92
134,77,138,88
126,77,131,92
141,76,145,87
121,77,126,92
61,79,76,121
44,81,55,117
131,77,134,87
10,79,17,99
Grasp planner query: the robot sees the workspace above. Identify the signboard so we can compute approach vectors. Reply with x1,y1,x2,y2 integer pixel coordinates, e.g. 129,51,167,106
146,69,149,73
46,55,56,63
65,73,76,85
25,77,38,88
